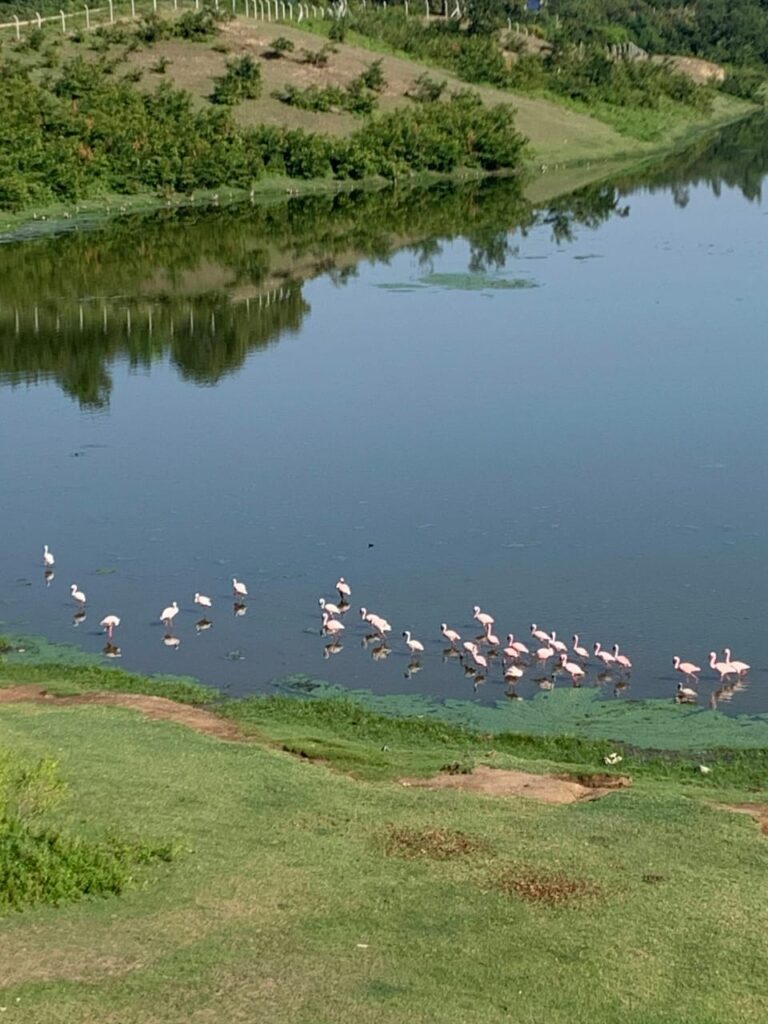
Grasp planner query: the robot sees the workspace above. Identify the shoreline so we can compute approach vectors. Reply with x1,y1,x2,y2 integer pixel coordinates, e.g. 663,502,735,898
0,101,757,245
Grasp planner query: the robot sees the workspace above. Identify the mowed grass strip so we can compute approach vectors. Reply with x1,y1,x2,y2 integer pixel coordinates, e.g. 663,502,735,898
0,699,767,1023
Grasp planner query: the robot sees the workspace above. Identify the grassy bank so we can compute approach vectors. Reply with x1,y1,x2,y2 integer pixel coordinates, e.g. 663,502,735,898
1,657,768,1022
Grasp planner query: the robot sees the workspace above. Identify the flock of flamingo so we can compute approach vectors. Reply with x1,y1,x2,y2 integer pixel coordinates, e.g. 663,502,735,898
40,544,753,704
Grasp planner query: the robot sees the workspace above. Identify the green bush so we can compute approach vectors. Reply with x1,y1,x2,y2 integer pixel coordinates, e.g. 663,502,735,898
0,751,175,912
211,55,262,105
267,35,295,58
359,58,386,92
407,72,447,102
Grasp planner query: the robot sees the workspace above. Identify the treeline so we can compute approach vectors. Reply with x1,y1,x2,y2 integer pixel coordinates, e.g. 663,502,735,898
0,58,525,211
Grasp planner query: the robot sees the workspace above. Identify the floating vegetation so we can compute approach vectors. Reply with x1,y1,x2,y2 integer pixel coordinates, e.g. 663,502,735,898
377,273,538,292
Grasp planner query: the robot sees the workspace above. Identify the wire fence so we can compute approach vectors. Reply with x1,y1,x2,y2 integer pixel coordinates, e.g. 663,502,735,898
0,0,467,38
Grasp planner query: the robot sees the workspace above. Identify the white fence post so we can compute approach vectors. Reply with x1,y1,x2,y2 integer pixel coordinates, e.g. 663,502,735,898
109,0,114,20
232,0,237,13
13,14,20,38
130,0,135,17
60,8,66,32
36,10,43,27
153,0,157,11
84,5,90,28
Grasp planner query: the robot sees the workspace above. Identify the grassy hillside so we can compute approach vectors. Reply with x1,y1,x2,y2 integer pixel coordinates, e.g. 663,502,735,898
1,670,768,1022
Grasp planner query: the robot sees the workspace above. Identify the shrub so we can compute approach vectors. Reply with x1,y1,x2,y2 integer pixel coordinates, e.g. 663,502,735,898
211,55,262,104
359,58,386,92
267,36,295,58
407,72,447,102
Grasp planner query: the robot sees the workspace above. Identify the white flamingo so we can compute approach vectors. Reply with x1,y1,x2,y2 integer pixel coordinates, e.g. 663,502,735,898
673,655,701,683
441,623,461,647
336,577,351,602
723,648,751,676
403,631,424,657
473,606,495,628
572,634,590,660
559,652,585,685
676,680,698,702
160,601,179,628
43,544,55,567
194,592,213,609
232,578,248,599
99,614,120,638
70,583,86,606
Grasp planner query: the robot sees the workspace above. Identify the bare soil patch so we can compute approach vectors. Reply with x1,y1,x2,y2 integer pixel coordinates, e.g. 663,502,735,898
400,764,632,804
713,803,768,835
384,825,486,860
0,684,250,742
497,866,603,906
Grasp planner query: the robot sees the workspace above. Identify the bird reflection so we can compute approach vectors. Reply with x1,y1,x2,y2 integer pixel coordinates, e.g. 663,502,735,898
73,609,87,627
442,646,462,662
371,643,391,662
44,569,55,587
323,640,344,659
613,678,630,697
404,661,423,679
102,642,122,659
195,618,213,633
233,602,247,617
163,634,181,650
505,686,523,701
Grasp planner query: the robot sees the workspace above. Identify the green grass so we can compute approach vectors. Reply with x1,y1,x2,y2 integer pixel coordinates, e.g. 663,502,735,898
0,693,767,1022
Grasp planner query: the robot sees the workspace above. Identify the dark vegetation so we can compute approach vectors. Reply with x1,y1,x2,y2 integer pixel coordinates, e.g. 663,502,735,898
211,53,262,104
0,49,524,211
273,59,386,114
0,750,174,911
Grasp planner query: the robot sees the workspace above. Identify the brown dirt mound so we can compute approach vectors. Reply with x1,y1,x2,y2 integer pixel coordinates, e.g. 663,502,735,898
0,684,250,742
384,825,486,860
400,765,632,804
498,866,603,906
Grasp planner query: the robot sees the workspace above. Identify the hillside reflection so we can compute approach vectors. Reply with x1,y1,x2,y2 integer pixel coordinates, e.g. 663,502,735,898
0,114,764,409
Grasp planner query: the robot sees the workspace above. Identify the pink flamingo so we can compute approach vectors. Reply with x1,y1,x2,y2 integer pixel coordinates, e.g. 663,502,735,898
612,644,632,672
160,601,179,628
322,612,345,638
594,642,615,667
572,634,590,660
504,663,524,684
709,651,733,682
506,634,529,656
232,578,248,599
473,606,495,629
549,631,568,654
482,621,500,647
99,614,120,638
723,648,750,676
403,631,424,657
441,623,461,647
530,623,550,644
360,607,391,637
336,577,351,602
70,583,87,607
319,597,343,617
559,652,585,685
535,641,555,664
673,655,701,683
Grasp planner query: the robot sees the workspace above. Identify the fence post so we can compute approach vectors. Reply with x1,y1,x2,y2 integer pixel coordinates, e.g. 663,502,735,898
259,0,264,16
14,14,20,38
36,10,42,27
232,0,236,13
85,5,91,27
60,8,66,32
130,0,135,16
288,1,292,17
424,0,429,19
281,0,286,16
403,0,407,13
153,0,157,10
109,0,114,20
214,0,219,10
195,0,200,10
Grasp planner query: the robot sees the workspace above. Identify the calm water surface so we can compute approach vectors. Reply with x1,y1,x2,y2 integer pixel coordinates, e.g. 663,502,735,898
2,117,767,712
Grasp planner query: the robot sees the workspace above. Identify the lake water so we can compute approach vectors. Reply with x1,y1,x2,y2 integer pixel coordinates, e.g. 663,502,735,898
2,116,767,713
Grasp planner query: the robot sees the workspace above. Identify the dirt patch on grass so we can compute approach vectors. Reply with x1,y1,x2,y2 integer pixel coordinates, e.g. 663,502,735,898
497,866,603,906
400,765,632,804
713,803,768,835
0,684,250,742
384,825,486,860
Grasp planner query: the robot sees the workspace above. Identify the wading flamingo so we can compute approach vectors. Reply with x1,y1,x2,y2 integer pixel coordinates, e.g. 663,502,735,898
441,623,461,648
594,642,615,667
673,655,701,684
723,648,751,676
709,651,733,682
70,584,86,606
160,601,179,628
99,614,120,638
232,578,248,600
559,652,585,685
336,577,351,602
530,623,551,644
194,593,213,609
473,606,495,629
612,644,632,672
43,545,55,567
403,631,424,657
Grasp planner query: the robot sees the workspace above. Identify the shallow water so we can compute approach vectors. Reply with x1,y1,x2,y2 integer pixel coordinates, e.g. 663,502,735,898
2,117,767,714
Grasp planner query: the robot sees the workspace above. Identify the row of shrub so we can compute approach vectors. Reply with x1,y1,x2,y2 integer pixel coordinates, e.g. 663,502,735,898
273,59,387,115
0,58,526,210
